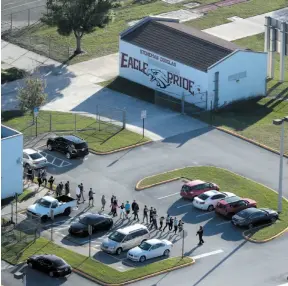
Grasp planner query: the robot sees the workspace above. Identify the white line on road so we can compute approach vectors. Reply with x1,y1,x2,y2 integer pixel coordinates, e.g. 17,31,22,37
192,249,224,260
216,221,231,226
196,212,214,217
2,0,44,11
51,157,56,165
157,193,179,200
177,203,193,209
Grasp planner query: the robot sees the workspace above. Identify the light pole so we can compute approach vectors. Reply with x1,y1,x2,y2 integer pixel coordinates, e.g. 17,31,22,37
273,116,288,213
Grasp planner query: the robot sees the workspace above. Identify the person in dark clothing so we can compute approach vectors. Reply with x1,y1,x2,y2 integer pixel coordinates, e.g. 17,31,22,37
149,207,154,223
110,195,115,205
197,226,204,245
159,216,165,230
143,205,148,224
88,188,95,206
173,217,178,234
133,202,139,221
131,200,136,213
150,212,158,230
79,183,85,202
37,176,42,188
40,169,47,186
111,197,118,217
48,176,54,190
56,184,62,196
27,167,33,182
169,216,174,231
64,181,70,195
178,220,184,233
163,215,170,231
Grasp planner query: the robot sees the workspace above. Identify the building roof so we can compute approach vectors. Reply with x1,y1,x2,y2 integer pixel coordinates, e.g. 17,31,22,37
1,125,22,140
121,18,245,72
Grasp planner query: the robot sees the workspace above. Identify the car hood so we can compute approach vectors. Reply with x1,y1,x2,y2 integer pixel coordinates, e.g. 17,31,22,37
128,247,145,256
102,238,119,248
70,222,87,231
27,204,49,215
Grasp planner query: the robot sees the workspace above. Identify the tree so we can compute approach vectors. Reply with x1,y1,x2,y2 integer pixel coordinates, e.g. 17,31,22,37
17,77,47,121
42,0,114,54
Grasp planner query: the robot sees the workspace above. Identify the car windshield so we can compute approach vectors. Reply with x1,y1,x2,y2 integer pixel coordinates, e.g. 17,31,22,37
139,242,151,251
198,194,209,200
237,211,251,218
53,258,66,267
108,231,125,242
37,198,51,208
182,185,189,192
75,143,87,149
29,153,43,160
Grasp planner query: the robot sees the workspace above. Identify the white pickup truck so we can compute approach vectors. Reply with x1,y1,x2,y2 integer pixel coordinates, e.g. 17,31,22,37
27,195,77,222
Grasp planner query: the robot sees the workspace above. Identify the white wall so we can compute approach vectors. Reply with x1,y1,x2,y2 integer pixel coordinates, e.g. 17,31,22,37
208,51,267,108
1,134,23,199
119,40,208,105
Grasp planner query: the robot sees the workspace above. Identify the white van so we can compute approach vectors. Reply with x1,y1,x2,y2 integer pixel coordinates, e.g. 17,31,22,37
101,224,150,255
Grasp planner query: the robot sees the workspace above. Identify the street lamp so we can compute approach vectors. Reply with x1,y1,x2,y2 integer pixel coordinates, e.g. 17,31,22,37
273,116,288,213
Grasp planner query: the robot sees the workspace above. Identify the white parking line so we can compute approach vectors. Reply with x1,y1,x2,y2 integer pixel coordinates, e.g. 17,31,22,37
2,0,43,10
216,221,231,226
191,249,224,260
177,203,193,209
38,150,72,168
157,193,179,200
196,212,214,217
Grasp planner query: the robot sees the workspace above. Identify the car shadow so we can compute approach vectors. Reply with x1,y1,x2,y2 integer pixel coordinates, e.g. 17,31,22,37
93,251,126,265
123,255,168,268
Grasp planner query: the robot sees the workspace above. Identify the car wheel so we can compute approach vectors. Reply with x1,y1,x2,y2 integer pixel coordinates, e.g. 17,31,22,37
139,256,146,263
271,217,277,223
49,271,54,277
28,262,33,268
163,249,170,256
207,205,214,212
248,223,254,229
41,215,48,223
47,144,53,151
64,207,71,216
66,152,71,159
116,248,122,255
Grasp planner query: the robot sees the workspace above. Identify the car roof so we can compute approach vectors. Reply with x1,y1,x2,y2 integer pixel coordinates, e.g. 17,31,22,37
219,196,241,204
145,239,162,245
118,224,147,235
222,192,236,197
185,180,205,187
23,148,38,154
42,196,56,202
61,135,85,143
203,190,220,197
81,213,109,222
238,208,260,215
36,254,64,262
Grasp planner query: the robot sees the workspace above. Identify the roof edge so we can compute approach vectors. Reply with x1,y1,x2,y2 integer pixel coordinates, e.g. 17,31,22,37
120,16,180,38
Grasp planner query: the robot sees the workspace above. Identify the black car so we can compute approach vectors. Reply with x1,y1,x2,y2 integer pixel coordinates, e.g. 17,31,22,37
69,213,113,237
46,135,89,159
232,208,278,229
27,254,71,277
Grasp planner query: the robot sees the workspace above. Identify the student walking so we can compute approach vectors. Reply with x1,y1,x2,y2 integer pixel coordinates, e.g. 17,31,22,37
79,183,85,202
88,188,95,206
76,185,81,204
112,197,119,217
120,203,125,219
173,217,178,234
101,195,106,211
37,176,42,188
48,176,54,190
56,183,62,196
197,226,204,245
178,220,184,233
159,216,165,230
125,201,131,219
40,169,47,186
149,207,154,223
27,167,33,182
163,215,170,231
150,212,158,230
143,205,149,224
64,181,70,195
132,200,136,213
169,216,174,231
133,201,139,221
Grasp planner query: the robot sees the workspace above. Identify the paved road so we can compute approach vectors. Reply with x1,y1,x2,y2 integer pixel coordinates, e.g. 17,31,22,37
1,261,100,286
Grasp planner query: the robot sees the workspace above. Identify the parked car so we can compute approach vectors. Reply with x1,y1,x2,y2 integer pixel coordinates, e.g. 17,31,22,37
27,195,77,222
27,254,72,277
215,196,257,218
127,239,172,263
180,180,219,200
46,135,89,159
101,224,150,255
23,148,47,169
232,208,278,228
69,213,113,237
193,190,236,211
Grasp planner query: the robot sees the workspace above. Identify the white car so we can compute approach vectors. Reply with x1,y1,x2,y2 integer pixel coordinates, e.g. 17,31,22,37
127,239,172,263
23,148,47,169
193,190,236,211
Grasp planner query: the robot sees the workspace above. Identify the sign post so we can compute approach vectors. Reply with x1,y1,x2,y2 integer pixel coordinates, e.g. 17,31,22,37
141,110,147,138
181,229,185,258
88,225,92,257
50,209,54,241
34,107,39,136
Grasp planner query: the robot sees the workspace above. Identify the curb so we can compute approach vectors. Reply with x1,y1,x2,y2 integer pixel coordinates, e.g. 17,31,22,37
89,140,152,155
216,127,288,158
73,258,194,286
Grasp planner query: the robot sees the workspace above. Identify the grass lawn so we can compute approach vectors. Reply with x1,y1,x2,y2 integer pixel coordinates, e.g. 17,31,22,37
2,237,193,284
15,189,34,202
5,0,287,63
1,67,26,84
2,110,150,153
137,166,288,241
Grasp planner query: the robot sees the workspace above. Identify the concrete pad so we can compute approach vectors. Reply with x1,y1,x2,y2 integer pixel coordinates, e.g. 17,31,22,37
183,2,200,9
162,0,186,3
156,9,203,23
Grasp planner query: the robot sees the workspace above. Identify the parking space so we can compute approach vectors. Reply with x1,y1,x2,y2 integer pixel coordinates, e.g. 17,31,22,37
39,150,72,168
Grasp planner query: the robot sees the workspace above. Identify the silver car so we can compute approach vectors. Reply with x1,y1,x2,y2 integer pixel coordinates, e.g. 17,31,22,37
101,224,150,255
23,148,47,169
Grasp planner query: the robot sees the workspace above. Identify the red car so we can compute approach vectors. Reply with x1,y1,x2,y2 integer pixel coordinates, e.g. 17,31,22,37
180,180,219,200
215,196,257,218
